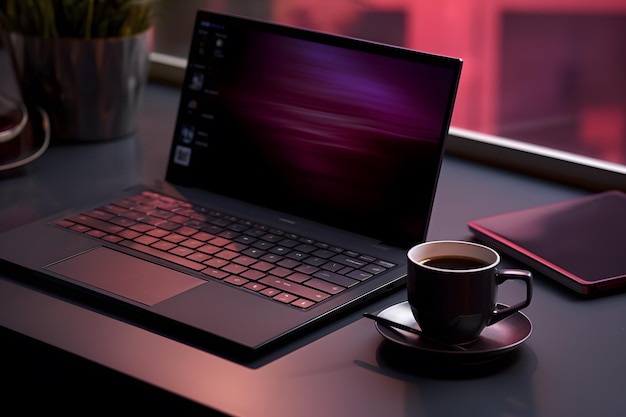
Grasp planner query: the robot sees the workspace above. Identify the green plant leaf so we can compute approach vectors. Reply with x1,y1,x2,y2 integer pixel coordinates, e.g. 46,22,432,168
0,0,159,38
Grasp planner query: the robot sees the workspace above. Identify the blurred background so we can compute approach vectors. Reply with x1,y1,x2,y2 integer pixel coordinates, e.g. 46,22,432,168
1,0,621,165
151,0,626,166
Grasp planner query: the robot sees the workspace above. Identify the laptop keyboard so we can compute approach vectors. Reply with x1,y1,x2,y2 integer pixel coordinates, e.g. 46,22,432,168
53,191,397,309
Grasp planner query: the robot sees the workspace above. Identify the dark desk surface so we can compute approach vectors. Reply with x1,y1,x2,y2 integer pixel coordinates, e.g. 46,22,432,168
2,49,626,416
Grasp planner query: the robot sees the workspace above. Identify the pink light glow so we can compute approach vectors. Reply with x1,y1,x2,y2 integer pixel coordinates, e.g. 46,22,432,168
270,0,626,164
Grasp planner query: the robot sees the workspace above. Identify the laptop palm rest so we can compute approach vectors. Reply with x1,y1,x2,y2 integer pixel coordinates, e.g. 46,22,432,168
45,247,205,306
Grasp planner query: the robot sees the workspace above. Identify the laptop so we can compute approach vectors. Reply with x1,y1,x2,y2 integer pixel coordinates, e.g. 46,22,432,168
0,10,462,359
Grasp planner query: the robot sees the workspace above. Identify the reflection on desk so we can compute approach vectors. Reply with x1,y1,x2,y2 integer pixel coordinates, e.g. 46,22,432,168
2,77,626,417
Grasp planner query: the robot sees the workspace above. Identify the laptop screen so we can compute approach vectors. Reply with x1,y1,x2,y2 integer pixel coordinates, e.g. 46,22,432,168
166,11,462,248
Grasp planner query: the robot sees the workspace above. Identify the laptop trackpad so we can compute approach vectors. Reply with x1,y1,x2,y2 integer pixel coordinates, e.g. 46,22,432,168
45,247,205,306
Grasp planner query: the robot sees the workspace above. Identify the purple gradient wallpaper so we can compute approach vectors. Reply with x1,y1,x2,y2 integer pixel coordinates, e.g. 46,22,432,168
169,18,460,247
230,33,451,204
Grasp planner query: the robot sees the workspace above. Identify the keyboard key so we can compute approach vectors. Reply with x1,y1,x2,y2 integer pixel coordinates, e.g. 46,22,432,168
119,240,206,271
157,220,182,231
313,271,358,287
241,269,265,280
311,249,335,258
201,268,229,280
102,234,124,243
294,243,316,253
176,226,199,236
361,264,387,275
151,240,177,251
86,229,107,238
121,210,144,221
376,260,396,268
163,233,186,243
169,246,195,257
286,251,307,261
244,282,266,292
260,287,280,297
148,208,173,219
273,292,299,304
197,244,221,255
134,235,160,246
118,229,141,240
295,264,320,274
225,242,248,252
337,267,354,275
186,252,212,263
215,249,239,260
277,258,300,269
226,223,248,232
330,254,367,268
131,204,154,214
222,263,248,274
302,257,326,267
260,253,282,263
137,215,165,226
292,299,315,309
268,246,289,255
220,230,241,240
252,240,274,250
260,233,282,242
99,204,128,215
68,214,124,234
242,248,265,258
180,238,204,249
305,278,345,295
55,219,75,228
208,236,231,247
244,228,265,238
285,272,309,283
70,224,91,233
232,255,257,266
205,258,228,268
190,231,216,241
277,238,299,248
224,276,248,286
250,261,273,272
268,266,291,277
146,228,170,238
347,270,373,281
321,262,344,272
259,276,330,302
112,198,135,208
130,223,155,233
83,209,115,221
235,235,257,245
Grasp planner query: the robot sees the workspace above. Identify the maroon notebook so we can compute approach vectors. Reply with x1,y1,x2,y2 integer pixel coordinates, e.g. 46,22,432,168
468,190,626,296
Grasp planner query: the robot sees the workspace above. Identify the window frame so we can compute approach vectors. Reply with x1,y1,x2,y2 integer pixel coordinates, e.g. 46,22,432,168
446,127,626,192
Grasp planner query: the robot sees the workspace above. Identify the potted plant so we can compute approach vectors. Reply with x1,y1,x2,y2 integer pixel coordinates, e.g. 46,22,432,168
0,0,158,142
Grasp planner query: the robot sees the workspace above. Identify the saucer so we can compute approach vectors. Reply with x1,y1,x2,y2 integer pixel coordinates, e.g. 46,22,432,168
374,301,532,363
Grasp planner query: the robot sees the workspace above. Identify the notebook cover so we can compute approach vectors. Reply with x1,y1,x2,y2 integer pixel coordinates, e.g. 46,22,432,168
467,190,626,296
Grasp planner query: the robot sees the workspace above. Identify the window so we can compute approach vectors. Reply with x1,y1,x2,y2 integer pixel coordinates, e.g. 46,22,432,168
152,0,626,190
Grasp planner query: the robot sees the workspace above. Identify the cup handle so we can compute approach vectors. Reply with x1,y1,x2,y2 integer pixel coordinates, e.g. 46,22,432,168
489,269,533,325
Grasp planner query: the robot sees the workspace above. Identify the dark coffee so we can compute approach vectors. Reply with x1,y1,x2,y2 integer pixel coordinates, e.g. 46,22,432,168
419,255,490,270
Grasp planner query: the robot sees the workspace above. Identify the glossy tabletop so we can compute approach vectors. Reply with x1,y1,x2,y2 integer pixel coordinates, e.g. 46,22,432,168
1,47,625,417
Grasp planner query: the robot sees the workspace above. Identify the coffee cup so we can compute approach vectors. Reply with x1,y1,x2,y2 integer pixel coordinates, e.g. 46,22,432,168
407,240,532,345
